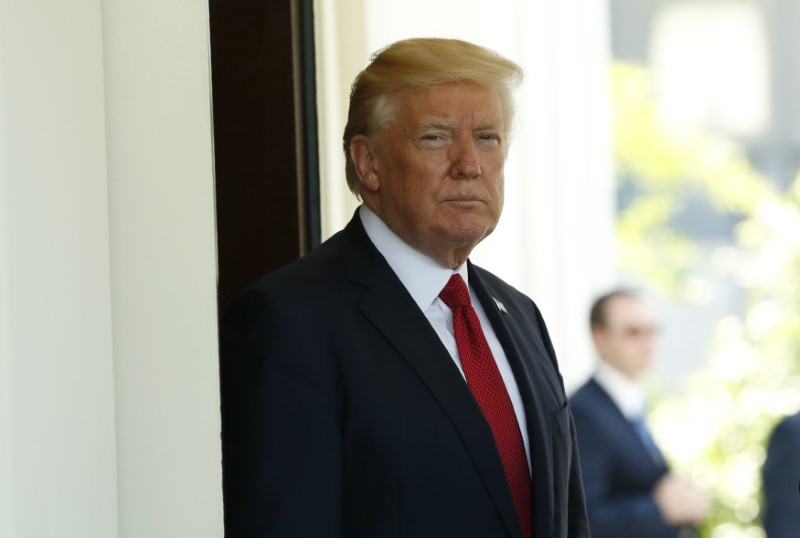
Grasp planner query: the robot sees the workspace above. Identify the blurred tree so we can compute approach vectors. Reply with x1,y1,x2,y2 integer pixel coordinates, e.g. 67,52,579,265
613,63,771,298
613,62,800,538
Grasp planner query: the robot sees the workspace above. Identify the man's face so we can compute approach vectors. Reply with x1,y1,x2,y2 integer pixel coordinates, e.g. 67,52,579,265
592,296,658,379
354,82,507,267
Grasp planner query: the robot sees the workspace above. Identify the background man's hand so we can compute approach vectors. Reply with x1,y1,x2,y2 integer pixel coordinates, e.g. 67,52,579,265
653,473,710,526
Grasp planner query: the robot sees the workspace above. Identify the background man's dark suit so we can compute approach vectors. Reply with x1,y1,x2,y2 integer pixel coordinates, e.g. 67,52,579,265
221,213,588,537
762,412,800,538
571,378,677,538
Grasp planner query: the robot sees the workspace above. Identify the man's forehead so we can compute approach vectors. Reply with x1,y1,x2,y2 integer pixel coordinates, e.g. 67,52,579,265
606,296,655,323
391,85,504,126
398,82,501,105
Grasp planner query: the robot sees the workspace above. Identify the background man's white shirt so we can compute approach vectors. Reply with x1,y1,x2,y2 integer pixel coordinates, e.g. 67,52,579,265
594,361,646,421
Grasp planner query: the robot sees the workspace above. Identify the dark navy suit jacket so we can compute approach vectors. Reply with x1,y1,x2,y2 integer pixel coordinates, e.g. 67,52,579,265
762,412,800,538
570,378,679,538
219,212,589,537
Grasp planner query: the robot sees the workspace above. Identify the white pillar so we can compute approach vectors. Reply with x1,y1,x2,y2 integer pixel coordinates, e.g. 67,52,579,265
101,0,222,535
0,0,222,535
0,1,119,536
315,0,366,237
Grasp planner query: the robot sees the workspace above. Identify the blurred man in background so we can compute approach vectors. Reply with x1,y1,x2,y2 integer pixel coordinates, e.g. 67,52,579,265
570,289,709,538
762,411,800,537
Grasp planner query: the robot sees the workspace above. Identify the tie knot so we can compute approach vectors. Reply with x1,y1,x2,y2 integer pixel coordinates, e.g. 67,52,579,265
439,274,471,310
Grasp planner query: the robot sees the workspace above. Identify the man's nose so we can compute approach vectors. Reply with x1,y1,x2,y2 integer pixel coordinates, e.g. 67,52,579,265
449,137,481,179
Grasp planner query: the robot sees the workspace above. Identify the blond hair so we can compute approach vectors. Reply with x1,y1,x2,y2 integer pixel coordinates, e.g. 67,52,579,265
342,38,523,194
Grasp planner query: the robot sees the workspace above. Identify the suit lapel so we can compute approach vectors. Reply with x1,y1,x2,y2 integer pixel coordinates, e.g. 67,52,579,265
588,379,669,474
339,216,524,538
469,264,558,537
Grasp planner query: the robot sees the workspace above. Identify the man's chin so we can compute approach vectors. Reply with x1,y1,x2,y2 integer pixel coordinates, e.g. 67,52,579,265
441,222,496,248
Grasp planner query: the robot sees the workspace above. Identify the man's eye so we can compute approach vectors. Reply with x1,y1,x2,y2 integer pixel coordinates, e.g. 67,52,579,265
419,134,448,148
478,133,499,142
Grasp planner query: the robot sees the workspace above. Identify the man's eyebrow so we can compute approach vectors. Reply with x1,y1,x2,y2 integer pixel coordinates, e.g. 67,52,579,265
474,121,503,131
414,120,504,131
415,121,455,131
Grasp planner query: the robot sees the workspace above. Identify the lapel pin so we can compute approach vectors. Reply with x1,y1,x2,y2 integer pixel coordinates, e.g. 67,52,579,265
493,297,508,314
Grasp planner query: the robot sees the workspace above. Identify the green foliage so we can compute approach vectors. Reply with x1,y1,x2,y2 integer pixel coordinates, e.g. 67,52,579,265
613,62,800,537
613,63,772,298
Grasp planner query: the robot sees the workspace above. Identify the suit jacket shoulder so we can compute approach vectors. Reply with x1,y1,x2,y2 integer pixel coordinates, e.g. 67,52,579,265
570,378,675,538
763,412,800,538
221,213,589,538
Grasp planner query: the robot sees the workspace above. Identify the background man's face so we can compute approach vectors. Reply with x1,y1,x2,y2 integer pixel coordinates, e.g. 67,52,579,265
593,295,659,379
366,82,506,264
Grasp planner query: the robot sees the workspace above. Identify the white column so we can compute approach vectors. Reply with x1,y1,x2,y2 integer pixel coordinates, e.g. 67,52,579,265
0,1,119,536
0,11,11,533
0,66,10,534
101,1,222,536
499,0,615,390
315,0,367,237
0,0,222,536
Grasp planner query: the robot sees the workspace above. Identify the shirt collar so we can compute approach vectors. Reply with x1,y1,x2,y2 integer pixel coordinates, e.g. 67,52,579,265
594,361,646,420
359,205,469,312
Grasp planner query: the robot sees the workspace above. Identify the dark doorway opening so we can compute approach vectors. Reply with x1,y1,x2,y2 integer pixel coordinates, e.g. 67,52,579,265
210,0,320,313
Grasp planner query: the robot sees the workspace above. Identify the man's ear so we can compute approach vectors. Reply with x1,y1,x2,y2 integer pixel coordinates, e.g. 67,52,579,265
590,327,604,349
350,134,380,193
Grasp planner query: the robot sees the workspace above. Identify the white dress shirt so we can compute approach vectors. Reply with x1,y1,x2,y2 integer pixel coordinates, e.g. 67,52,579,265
593,361,646,421
359,205,531,465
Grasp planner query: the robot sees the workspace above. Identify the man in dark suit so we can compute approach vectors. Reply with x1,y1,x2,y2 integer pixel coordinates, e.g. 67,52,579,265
762,411,800,537
220,38,588,537
570,290,708,538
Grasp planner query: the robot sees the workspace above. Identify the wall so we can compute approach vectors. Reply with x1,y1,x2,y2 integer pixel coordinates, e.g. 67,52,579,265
0,0,222,536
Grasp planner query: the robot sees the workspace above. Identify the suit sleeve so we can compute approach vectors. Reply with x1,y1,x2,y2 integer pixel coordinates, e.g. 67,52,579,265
220,288,343,537
763,417,800,538
566,411,591,537
533,305,591,537
571,405,675,538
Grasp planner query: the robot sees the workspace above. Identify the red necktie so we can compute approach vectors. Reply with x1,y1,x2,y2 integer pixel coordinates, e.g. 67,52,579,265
439,274,533,538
